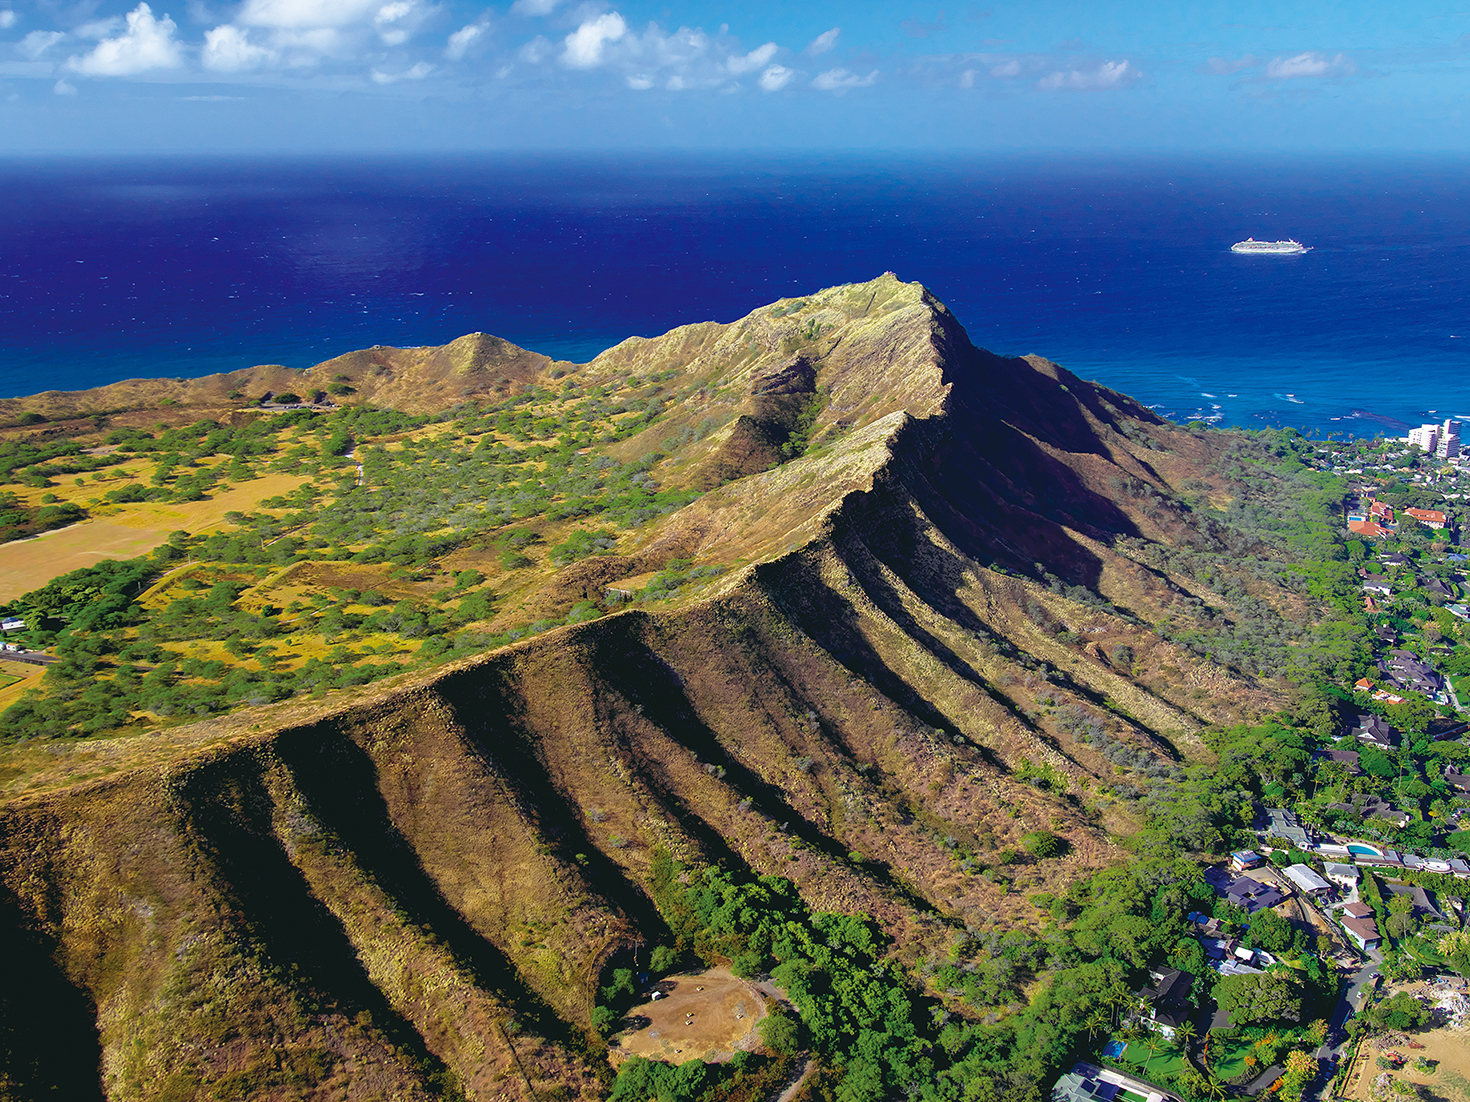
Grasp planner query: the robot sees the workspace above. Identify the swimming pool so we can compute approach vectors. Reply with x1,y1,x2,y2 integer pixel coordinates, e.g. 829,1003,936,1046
1347,844,1381,856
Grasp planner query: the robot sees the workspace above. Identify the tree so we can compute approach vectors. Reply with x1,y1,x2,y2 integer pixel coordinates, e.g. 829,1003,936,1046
1368,991,1431,1032
1215,970,1304,1025
1022,830,1067,858
1277,1048,1318,1102
1246,908,1294,954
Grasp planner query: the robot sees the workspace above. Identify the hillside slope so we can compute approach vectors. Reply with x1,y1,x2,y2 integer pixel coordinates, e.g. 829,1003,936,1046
0,277,1304,1102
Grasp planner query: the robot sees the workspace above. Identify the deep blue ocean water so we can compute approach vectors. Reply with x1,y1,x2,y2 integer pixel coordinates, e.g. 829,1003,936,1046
3,154,1468,435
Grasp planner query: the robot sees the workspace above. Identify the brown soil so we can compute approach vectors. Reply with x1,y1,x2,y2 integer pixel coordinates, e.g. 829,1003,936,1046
610,967,768,1065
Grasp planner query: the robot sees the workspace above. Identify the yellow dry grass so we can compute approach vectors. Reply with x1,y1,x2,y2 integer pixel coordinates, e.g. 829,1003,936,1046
0,522,166,601
0,472,313,600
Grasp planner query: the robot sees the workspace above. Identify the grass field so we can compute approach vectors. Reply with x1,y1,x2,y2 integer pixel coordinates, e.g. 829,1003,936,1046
1118,1040,1188,1083
0,660,46,713
0,522,165,601
0,471,314,601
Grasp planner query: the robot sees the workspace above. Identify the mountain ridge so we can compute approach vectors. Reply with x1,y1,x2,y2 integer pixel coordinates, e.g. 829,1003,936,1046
0,276,1303,1102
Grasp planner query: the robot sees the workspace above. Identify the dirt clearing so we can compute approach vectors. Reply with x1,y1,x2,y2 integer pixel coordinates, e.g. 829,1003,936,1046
1340,978,1470,1102
609,967,768,1066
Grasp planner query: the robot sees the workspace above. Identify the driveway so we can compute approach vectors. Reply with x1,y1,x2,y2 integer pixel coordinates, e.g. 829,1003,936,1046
1312,960,1380,1100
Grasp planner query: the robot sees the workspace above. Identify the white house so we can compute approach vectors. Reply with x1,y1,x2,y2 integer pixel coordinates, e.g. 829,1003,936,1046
1282,864,1332,898
1323,863,1358,891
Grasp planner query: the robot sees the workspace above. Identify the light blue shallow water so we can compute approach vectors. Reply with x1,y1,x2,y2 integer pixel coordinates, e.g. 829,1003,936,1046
2,154,1467,435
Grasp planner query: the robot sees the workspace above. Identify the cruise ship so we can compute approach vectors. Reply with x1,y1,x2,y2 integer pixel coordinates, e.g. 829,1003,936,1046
1231,238,1311,255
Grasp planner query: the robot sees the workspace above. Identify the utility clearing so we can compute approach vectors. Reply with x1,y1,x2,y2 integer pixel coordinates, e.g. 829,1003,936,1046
609,967,767,1066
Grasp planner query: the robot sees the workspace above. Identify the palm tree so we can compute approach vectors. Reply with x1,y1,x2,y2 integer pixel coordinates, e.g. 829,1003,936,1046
1174,1019,1199,1065
1084,1010,1110,1039
1141,1028,1165,1076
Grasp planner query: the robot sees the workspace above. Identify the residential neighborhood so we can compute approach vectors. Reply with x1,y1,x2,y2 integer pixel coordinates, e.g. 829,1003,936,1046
1056,434,1470,1102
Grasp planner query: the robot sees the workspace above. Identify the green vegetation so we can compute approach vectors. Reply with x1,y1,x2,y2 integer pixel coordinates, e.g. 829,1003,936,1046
0,374,730,741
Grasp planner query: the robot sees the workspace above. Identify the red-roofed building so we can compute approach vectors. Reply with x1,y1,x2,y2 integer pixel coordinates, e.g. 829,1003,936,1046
1370,501,1395,523
1348,520,1389,538
1403,507,1447,529
1354,677,1376,692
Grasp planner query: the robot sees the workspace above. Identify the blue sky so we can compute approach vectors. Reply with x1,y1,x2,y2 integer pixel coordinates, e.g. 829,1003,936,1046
1,0,1469,152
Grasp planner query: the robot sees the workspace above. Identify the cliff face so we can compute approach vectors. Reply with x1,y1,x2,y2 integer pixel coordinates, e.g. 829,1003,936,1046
0,277,1278,1102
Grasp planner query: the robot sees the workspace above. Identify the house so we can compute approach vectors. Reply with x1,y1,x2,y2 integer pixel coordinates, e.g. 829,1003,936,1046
1354,677,1377,692
1381,650,1444,698
1350,520,1390,539
1425,578,1457,599
1227,878,1287,913
1447,603,1470,620
1315,748,1362,775
1362,577,1393,596
1230,850,1264,872
1341,915,1382,952
1380,552,1408,567
1386,884,1445,920
1283,864,1333,898
1204,866,1288,913
1371,500,1396,525
1325,794,1411,828
1343,901,1374,919
0,618,23,632
1444,765,1470,795
1261,807,1312,849
1370,689,1407,705
1323,863,1358,890
1347,713,1399,750
1218,960,1265,977
1405,507,1448,529
1132,967,1194,1038
1374,625,1398,644
1054,1063,1172,1102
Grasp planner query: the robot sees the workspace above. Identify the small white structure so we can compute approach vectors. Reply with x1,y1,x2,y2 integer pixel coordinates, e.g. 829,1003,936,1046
0,618,25,632
1282,864,1332,897
1323,862,1358,890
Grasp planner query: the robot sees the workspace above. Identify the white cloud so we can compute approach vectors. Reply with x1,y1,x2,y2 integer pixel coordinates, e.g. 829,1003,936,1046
1038,59,1137,90
518,34,550,62
53,78,76,93
758,63,792,91
20,31,66,59
373,0,418,45
445,22,485,59
370,59,430,81
811,67,875,93
626,72,651,88
76,16,125,39
726,41,775,74
0,10,18,29
68,4,183,76
988,58,1019,78
510,0,560,13
238,0,379,29
958,68,973,87
562,11,624,68
1266,51,1350,78
203,24,275,69
807,27,838,54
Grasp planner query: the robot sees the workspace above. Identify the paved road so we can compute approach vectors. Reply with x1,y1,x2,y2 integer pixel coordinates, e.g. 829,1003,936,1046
1312,959,1380,1100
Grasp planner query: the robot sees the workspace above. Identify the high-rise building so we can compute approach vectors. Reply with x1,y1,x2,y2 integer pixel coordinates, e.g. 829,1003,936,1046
1438,419,1461,459
1407,423,1440,452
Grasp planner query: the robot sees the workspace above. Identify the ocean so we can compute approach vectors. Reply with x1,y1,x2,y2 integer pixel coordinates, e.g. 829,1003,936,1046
2,153,1468,436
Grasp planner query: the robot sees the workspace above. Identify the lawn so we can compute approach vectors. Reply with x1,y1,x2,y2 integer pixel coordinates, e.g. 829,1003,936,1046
1119,1040,1188,1083
1204,1035,1258,1081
